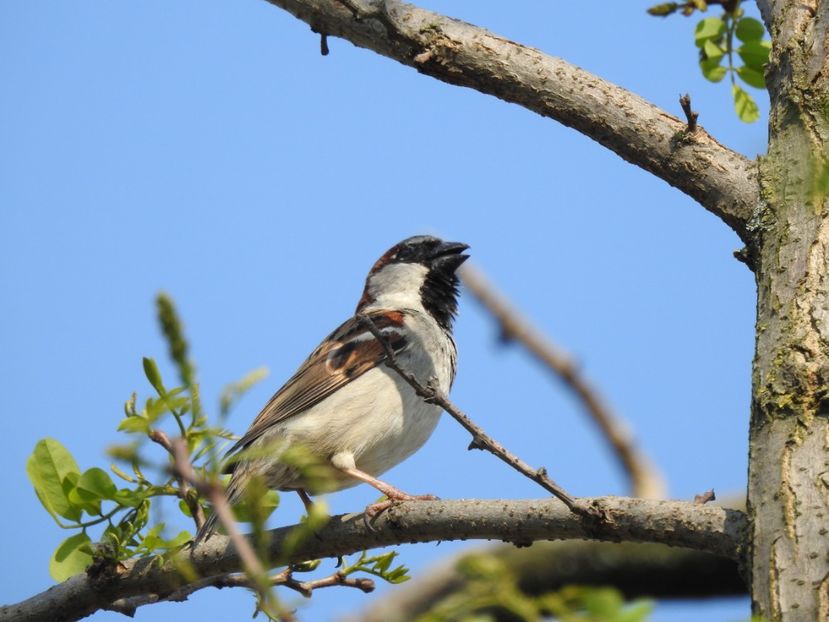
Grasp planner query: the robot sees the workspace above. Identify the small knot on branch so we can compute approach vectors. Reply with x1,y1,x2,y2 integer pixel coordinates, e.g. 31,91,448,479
413,49,433,64
467,438,486,451
573,499,613,536
309,26,330,56
679,93,698,132
694,489,716,505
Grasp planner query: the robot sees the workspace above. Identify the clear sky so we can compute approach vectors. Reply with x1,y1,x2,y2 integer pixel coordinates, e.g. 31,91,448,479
1,1,765,620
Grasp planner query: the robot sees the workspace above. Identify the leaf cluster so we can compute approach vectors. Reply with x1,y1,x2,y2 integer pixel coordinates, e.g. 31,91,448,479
26,437,189,581
416,553,652,622
649,0,770,122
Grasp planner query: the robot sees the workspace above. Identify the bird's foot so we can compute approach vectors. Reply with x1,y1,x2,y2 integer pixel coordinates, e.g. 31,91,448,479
363,493,439,523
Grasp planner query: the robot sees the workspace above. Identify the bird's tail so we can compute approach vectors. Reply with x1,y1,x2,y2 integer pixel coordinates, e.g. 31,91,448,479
194,512,219,545
193,475,243,545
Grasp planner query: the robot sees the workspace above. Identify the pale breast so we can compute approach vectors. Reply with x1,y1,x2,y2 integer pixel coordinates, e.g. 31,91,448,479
273,309,456,487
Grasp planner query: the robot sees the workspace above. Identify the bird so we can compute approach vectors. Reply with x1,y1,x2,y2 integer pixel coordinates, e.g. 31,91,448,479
196,235,469,541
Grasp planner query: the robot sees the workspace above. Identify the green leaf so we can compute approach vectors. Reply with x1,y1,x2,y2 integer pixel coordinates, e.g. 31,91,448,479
110,463,136,483
733,85,760,122
699,57,727,83
735,17,765,42
164,531,192,550
646,2,678,16
219,367,269,418
291,559,321,573
77,467,118,500
233,489,280,523
738,40,771,71
117,415,149,434
737,65,767,89
373,552,394,573
140,524,165,552
386,568,410,584
50,532,93,582
113,488,145,508
142,357,166,395
66,474,101,515
694,17,725,47
702,39,724,61
27,439,83,522
124,392,137,417
178,499,193,517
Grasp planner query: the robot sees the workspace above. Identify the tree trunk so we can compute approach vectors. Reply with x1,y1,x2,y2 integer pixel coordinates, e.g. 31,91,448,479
750,3,829,619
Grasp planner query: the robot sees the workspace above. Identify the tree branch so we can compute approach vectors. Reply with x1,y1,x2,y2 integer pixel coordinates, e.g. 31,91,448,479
263,0,758,239
1,498,745,622
105,566,373,617
148,429,207,532
358,539,745,622
460,265,666,499
356,314,591,518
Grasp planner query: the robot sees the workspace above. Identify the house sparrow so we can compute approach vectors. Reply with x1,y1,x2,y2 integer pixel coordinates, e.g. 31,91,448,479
197,235,469,541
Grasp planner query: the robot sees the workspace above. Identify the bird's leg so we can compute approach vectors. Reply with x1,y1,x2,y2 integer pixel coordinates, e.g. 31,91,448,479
296,488,315,514
294,488,327,541
337,466,438,518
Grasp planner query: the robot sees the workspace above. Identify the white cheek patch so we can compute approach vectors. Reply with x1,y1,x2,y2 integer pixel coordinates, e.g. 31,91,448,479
366,263,428,310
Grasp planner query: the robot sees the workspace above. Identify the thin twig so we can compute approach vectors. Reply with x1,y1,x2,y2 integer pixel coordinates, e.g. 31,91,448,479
170,441,299,620
356,314,591,517
170,439,268,584
460,265,666,499
679,93,699,132
282,569,375,597
148,429,207,530
106,567,374,616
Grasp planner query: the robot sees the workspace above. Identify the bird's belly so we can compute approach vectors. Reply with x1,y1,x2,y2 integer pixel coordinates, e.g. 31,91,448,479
277,366,444,489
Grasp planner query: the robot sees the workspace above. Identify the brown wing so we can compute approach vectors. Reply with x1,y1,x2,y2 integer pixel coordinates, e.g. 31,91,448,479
223,311,408,464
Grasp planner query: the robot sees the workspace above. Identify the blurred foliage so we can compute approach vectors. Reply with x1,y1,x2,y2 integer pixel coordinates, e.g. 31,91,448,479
26,293,409,618
416,553,653,622
648,0,770,122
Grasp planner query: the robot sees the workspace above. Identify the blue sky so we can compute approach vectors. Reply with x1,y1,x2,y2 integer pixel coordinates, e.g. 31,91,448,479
1,2,764,620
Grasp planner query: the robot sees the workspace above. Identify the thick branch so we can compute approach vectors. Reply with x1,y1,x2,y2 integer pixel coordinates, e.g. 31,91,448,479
263,0,758,238
359,540,746,622
1,498,745,622
460,265,666,499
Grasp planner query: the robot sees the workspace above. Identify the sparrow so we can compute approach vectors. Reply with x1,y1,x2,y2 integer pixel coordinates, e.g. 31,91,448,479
196,235,469,541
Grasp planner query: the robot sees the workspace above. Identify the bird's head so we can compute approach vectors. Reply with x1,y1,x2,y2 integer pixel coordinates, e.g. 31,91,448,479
357,235,470,330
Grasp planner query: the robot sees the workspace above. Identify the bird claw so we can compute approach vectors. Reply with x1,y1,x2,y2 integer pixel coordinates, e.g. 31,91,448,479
362,493,439,529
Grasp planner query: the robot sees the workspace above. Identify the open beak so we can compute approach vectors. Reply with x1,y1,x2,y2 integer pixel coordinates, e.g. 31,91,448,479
430,241,470,271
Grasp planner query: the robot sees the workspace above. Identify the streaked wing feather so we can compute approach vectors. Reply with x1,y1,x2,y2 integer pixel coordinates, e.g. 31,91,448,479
224,312,407,462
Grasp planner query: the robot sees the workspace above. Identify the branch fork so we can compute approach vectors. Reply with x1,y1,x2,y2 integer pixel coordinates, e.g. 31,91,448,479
356,313,600,520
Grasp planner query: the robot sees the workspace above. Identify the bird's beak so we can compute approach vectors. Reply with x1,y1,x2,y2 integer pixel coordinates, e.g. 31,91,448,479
430,241,470,271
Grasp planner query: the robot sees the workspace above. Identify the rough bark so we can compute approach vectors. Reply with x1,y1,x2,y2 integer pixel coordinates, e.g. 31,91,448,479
749,2,829,620
1,498,744,622
358,541,745,622
264,0,758,239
